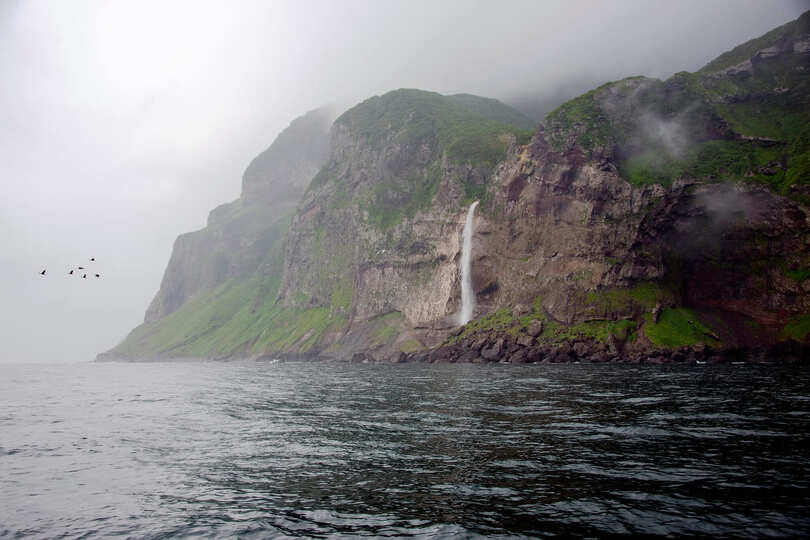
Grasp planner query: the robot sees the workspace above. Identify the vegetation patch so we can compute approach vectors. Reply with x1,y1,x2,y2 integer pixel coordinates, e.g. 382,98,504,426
644,308,720,348
451,309,515,343
336,89,532,168
333,89,535,230
329,278,354,314
585,281,676,317
780,255,810,283
365,161,443,230
546,88,612,154
542,36,810,198
619,140,784,187
446,296,642,347
111,273,350,358
532,314,638,345
373,325,398,345
782,314,810,342
399,338,424,353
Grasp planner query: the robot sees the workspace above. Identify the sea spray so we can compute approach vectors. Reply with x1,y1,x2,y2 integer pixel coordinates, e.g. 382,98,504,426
457,201,479,325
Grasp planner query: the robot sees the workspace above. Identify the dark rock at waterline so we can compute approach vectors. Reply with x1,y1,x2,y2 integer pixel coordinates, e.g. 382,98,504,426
457,350,480,363
507,349,530,364
351,352,376,363
481,339,504,361
388,337,810,366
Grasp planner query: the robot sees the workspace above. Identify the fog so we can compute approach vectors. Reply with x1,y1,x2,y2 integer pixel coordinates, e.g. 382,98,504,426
0,0,806,363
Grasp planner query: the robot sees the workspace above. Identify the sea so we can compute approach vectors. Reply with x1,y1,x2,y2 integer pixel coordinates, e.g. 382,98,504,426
1,360,809,538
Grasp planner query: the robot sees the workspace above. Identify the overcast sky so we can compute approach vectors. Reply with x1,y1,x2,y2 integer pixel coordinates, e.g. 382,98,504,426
1,0,807,363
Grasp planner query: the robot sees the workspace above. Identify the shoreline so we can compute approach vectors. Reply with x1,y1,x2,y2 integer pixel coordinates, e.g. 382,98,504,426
96,339,810,365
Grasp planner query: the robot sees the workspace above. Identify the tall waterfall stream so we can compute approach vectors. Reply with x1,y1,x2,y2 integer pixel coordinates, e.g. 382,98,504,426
457,201,479,325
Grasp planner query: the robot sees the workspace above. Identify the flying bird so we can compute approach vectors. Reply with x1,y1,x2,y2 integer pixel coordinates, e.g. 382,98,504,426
40,269,46,275
69,270,74,275
90,258,95,261
78,266,84,270
82,274,87,279
94,274,100,278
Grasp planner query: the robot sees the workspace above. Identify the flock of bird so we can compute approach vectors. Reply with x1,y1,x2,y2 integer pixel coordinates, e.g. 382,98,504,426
39,258,101,279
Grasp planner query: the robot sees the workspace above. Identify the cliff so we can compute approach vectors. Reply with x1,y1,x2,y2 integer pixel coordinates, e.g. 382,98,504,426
101,11,810,361
275,90,535,356
434,12,810,360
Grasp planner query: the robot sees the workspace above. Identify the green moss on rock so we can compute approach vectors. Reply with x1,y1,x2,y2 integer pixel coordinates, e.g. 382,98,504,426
644,308,720,348
585,281,675,316
782,314,810,342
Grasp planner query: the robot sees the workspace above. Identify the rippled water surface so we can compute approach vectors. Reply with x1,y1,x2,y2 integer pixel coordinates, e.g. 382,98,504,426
2,361,810,538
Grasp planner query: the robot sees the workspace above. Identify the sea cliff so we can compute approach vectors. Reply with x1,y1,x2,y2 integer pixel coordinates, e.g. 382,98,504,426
99,11,810,362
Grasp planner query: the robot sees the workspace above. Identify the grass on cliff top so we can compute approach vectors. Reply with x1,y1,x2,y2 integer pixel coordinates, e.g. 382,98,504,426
321,89,534,231
447,93,536,130
545,88,612,154
644,308,720,348
335,89,533,168
542,22,810,196
619,137,810,194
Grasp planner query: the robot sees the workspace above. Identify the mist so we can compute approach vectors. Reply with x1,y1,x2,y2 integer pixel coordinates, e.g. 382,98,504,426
1,0,806,363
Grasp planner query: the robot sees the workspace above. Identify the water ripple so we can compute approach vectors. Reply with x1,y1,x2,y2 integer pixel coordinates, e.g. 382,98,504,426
1,361,809,538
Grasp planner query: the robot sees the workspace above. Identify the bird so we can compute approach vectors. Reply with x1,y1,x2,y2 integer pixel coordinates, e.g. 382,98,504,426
82,274,87,278
78,266,84,270
40,269,46,275
90,258,95,261
94,274,100,278
69,270,74,275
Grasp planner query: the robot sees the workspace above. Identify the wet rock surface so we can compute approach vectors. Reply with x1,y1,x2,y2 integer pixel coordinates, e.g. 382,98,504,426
388,334,810,365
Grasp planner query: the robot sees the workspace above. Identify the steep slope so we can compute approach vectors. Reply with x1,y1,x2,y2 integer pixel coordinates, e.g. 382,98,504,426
241,108,332,204
275,90,534,356
102,93,534,359
431,12,810,360
103,12,810,362
101,108,334,359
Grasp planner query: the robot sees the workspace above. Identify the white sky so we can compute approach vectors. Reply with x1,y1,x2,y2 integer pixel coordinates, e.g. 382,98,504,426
1,0,806,363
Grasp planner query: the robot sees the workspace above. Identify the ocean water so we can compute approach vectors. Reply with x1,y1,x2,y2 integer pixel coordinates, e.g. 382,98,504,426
1,361,810,538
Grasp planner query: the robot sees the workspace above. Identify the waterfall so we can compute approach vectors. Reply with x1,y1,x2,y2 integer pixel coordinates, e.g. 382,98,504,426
457,201,479,326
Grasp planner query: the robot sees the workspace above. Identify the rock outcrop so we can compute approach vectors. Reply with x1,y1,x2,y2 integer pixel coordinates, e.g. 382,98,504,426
274,90,536,356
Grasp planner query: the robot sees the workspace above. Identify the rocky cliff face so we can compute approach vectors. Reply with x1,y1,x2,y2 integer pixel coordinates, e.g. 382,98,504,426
475,122,809,345
461,15,810,350
102,11,810,361
143,108,333,323
275,90,535,354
